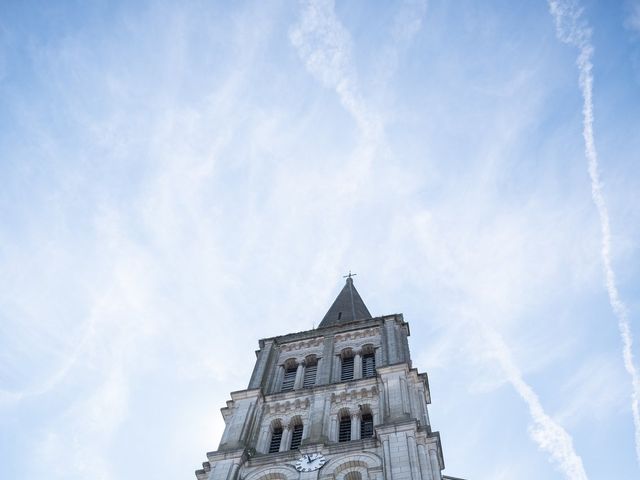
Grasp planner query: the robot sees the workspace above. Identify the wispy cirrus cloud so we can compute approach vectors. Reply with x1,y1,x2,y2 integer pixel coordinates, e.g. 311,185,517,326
2,2,639,479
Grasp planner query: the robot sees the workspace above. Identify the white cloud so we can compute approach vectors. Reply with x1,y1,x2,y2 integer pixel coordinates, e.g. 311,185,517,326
627,1,640,33
1,2,639,479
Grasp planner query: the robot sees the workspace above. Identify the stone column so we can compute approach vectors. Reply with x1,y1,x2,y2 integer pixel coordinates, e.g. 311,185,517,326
257,425,269,453
248,340,274,389
227,462,241,480
351,412,360,441
329,415,338,442
318,336,334,385
381,437,393,480
417,384,429,426
374,347,382,371
429,448,441,480
273,365,284,393
280,425,291,452
384,317,398,364
316,357,324,382
333,355,341,382
418,444,434,480
407,434,420,480
354,351,363,380
294,362,305,390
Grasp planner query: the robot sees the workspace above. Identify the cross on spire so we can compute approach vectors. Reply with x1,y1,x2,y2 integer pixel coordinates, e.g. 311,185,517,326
343,270,357,279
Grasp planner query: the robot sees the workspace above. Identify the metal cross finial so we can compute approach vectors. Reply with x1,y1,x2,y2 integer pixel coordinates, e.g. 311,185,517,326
343,270,357,279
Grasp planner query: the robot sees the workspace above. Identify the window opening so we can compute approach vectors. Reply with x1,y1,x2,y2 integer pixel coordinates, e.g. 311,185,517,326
339,415,351,442
361,413,374,438
269,427,283,453
290,424,303,450
281,365,297,392
303,362,317,388
341,355,354,382
338,311,342,320
362,352,376,378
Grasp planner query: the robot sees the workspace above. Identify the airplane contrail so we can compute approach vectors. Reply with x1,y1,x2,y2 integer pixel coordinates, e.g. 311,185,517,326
548,0,640,464
291,1,591,477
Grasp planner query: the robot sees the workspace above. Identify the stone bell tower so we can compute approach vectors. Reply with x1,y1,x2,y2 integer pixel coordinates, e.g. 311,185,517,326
195,276,466,480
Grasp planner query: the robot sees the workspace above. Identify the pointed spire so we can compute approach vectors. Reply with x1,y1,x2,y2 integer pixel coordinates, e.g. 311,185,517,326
318,275,372,328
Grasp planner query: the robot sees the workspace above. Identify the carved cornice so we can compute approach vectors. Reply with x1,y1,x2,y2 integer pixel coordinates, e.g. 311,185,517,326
334,327,381,344
264,397,311,417
279,336,324,352
330,385,379,409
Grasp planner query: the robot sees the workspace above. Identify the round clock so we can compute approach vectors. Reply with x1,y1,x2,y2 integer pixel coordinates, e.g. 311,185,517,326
294,453,326,472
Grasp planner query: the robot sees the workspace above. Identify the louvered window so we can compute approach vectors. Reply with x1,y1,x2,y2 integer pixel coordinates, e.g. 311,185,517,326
290,424,303,450
361,413,374,438
362,353,376,378
341,356,354,381
303,363,317,388
269,427,283,453
338,415,351,442
281,366,297,392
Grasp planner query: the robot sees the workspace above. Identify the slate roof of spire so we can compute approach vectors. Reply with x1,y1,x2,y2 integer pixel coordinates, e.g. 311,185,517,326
319,277,372,328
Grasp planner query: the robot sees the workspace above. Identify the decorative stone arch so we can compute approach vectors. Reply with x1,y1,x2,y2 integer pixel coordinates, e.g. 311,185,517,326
269,418,284,431
338,405,351,416
360,343,375,355
339,347,354,359
283,358,298,370
304,353,318,365
320,452,382,480
289,414,303,428
243,465,299,480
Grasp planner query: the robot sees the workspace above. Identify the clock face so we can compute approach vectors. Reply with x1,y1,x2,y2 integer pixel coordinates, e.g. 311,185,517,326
294,453,326,472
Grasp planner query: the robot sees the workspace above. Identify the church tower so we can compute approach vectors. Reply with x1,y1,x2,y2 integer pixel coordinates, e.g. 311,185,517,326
195,277,466,480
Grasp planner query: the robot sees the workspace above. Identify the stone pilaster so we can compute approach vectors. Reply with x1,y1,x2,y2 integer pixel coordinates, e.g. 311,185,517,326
354,351,363,380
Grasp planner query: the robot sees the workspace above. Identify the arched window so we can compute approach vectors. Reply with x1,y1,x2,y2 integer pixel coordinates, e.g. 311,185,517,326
269,423,283,453
360,413,374,438
362,345,376,378
281,360,297,392
303,356,318,388
338,411,351,442
341,349,354,382
290,423,303,450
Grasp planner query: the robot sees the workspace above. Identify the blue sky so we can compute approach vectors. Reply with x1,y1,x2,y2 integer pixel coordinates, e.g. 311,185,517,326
1,0,640,479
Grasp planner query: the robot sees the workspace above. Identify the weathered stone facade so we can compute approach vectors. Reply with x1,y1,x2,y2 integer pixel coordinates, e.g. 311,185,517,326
195,278,465,480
